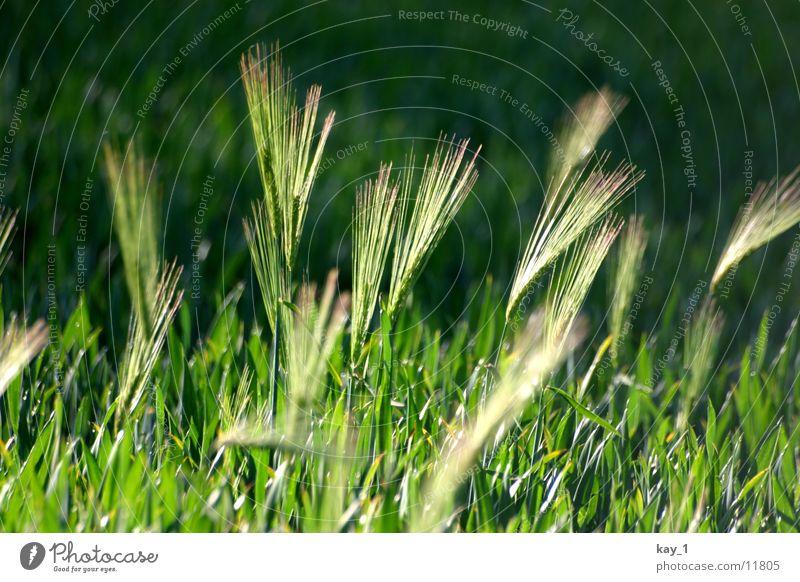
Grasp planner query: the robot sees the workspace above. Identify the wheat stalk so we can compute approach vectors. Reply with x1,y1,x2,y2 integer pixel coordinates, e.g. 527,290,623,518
116,260,183,425
608,215,648,361
219,272,351,531
240,43,335,277
712,165,800,289
103,140,160,333
508,158,641,321
387,135,480,321
680,298,724,428
219,271,350,440
240,44,335,415
243,200,291,335
351,164,400,362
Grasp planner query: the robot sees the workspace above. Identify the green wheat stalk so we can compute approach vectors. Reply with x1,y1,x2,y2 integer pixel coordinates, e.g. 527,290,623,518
240,44,335,418
116,260,183,426
219,273,351,531
608,215,648,362
351,163,400,362
507,88,641,321
240,43,334,312
287,270,349,421
103,140,160,334
680,298,724,426
224,271,349,433
387,135,480,321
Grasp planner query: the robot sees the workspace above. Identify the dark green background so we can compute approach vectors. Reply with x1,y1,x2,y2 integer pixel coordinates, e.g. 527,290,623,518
2,0,799,343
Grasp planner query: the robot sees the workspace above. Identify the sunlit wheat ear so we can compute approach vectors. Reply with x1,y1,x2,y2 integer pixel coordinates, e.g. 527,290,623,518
243,200,290,333
507,157,642,320
103,140,160,332
287,271,349,425
413,312,585,532
608,215,648,361
711,165,800,290
544,215,623,351
116,260,183,426
680,298,724,426
0,210,48,397
0,206,18,276
387,135,481,321
0,318,48,397
549,87,628,196
351,164,400,362
240,43,335,269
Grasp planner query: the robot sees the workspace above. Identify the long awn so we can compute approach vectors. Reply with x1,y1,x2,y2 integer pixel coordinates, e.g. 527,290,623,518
712,165,800,290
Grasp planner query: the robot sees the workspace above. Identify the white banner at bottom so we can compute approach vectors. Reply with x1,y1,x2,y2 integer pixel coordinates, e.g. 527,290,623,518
1,533,798,581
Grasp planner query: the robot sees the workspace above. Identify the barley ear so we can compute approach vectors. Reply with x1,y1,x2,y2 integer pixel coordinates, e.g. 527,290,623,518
387,135,480,321
0,318,48,398
243,200,290,335
507,89,637,321
240,43,335,272
103,139,161,334
351,164,399,363
548,87,628,203
508,158,640,320
287,271,349,428
0,209,48,397
679,298,724,428
712,165,800,290
116,260,183,426
544,215,623,351
221,366,254,434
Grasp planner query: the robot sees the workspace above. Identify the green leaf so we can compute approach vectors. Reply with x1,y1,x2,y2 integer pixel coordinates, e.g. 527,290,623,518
736,468,768,503
548,386,620,437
